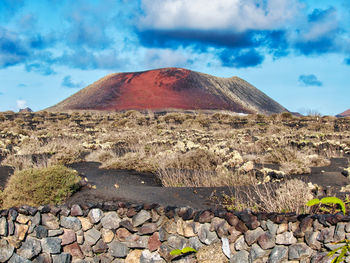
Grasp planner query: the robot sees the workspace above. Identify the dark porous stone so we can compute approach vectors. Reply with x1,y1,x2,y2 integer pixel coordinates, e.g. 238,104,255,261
97,254,114,263
165,206,177,219
318,226,335,243
288,243,313,260
249,243,269,262
305,230,321,250
8,220,15,235
132,204,144,212
0,210,8,217
29,212,41,233
138,223,158,235
101,212,121,230
178,208,195,220
17,237,41,259
35,225,48,239
70,204,83,216
18,205,38,216
311,252,333,263
59,205,70,217
148,232,162,252
80,201,97,211
84,228,102,246
117,201,127,208
335,222,346,241
197,210,214,223
237,212,260,230
124,235,149,248
197,223,218,245
41,237,61,254
286,214,298,223
102,201,119,211
325,215,339,225
0,239,14,262
49,205,61,216
211,218,229,237
108,240,129,258
60,216,82,231
0,217,8,236
143,203,158,210
126,208,137,218
60,229,76,246
342,170,349,177
167,235,189,249
226,213,239,226
268,246,288,263
38,205,50,214
213,209,227,218
189,236,203,251
271,214,288,224
92,239,108,253
258,232,276,249
8,209,18,221
245,227,264,246
158,227,169,242
230,250,249,263
52,253,72,263
256,213,269,221
8,253,31,263
132,210,151,227
32,253,52,263
118,201,126,209
120,220,136,233
235,220,248,233
294,216,313,238
159,244,173,262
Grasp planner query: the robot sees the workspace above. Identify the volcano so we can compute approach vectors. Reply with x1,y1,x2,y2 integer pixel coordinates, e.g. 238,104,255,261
336,109,350,117
48,68,288,114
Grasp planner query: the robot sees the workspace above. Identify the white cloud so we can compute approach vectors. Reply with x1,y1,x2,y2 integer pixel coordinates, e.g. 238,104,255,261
143,48,190,68
139,0,302,32
16,100,27,109
301,9,338,41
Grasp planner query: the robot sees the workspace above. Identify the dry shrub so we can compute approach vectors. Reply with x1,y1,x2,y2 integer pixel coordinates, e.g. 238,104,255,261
157,160,257,187
161,112,190,124
157,168,215,187
85,149,117,163
163,148,221,171
224,179,314,213
103,150,158,172
1,165,81,208
263,147,330,175
2,154,50,171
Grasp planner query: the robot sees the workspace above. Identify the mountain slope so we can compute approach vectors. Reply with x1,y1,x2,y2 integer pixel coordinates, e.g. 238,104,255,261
336,109,350,117
48,68,288,114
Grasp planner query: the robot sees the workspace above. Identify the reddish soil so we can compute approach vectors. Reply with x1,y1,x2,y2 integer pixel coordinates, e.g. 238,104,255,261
101,69,233,111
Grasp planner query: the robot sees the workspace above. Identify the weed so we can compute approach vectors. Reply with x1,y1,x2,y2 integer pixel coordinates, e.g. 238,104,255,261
1,165,81,208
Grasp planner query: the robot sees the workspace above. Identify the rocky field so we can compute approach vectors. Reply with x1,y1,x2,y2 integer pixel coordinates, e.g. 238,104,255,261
0,110,349,212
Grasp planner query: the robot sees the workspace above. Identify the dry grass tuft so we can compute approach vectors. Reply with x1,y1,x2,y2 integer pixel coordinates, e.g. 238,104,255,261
222,179,314,214
0,165,81,208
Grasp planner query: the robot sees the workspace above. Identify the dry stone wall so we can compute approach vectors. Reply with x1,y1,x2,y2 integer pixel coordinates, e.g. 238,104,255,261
0,201,349,262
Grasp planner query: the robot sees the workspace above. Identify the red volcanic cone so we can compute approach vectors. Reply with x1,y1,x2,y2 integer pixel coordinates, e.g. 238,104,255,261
48,68,288,114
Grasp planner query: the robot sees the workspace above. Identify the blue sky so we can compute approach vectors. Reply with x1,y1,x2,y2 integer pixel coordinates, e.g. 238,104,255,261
0,0,349,115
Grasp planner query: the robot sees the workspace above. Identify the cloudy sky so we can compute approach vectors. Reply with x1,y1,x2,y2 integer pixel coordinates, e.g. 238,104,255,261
0,0,349,115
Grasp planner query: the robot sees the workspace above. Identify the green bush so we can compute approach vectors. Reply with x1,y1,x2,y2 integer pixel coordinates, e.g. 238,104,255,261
1,165,81,208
